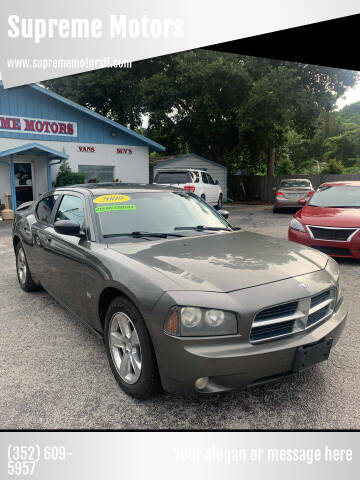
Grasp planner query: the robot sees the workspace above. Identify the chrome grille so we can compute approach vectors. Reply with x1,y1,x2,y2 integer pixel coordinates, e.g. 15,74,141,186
308,290,335,327
308,226,357,242
250,289,336,343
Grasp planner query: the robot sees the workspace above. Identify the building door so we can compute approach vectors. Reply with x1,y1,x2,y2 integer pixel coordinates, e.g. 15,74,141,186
14,162,33,206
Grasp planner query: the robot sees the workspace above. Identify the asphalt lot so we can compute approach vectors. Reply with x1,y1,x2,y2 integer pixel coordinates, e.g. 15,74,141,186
1,204,359,430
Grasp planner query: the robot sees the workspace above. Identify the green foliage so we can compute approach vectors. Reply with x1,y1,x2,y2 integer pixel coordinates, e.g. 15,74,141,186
321,159,345,174
44,52,358,176
275,157,295,175
55,161,86,187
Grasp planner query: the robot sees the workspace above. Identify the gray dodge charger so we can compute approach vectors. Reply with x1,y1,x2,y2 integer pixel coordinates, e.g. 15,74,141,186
12,184,347,398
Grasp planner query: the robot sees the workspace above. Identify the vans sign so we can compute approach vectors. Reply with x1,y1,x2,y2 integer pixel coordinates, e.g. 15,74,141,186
0,114,77,137
78,146,95,152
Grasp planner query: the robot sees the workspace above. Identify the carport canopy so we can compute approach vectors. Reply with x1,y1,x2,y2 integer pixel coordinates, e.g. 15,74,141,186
0,142,69,212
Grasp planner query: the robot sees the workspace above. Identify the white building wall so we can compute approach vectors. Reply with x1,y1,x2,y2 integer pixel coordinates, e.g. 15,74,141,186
153,155,227,201
0,163,11,204
0,137,149,204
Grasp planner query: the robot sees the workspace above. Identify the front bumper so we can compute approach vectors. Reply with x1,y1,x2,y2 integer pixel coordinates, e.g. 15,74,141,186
288,227,360,259
150,276,347,394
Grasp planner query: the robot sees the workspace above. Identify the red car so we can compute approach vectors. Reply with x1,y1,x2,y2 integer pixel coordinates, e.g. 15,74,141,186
288,181,360,259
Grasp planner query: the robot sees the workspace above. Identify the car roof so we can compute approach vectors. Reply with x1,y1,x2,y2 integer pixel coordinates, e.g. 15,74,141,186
156,168,206,172
280,178,311,182
319,181,360,187
55,182,186,195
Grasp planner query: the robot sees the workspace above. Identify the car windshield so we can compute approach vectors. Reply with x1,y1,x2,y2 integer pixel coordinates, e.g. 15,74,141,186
154,171,191,184
93,191,230,237
280,180,311,188
309,186,360,207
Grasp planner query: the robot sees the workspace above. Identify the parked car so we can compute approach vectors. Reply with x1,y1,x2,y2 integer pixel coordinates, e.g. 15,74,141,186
288,181,360,259
13,183,346,398
273,178,314,212
153,168,223,208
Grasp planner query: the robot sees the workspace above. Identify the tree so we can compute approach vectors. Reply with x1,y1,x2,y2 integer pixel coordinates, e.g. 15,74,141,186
275,157,295,175
44,52,358,176
236,59,357,176
55,161,86,187
321,159,345,174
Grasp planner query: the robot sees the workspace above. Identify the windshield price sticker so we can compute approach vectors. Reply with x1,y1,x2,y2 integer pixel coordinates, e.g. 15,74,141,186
95,204,136,213
94,194,130,204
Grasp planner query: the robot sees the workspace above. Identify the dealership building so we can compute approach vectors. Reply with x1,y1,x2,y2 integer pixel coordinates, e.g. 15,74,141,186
0,81,164,211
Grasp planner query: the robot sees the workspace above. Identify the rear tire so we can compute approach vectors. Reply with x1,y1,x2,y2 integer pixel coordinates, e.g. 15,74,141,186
273,206,279,213
16,243,41,292
104,296,161,399
217,194,223,209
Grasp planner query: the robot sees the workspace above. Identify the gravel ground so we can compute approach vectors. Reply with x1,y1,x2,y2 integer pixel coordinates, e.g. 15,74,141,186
0,205,359,430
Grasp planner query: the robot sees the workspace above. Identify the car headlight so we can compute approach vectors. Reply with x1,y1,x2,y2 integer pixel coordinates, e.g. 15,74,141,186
325,258,342,304
164,307,237,336
325,258,339,283
290,217,306,232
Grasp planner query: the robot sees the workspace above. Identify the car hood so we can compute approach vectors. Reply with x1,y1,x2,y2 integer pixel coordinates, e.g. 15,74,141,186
108,231,327,292
298,205,360,228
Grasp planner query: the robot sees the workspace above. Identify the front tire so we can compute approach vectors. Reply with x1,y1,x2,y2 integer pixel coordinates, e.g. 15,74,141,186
104,296,160,399
16,243,41,291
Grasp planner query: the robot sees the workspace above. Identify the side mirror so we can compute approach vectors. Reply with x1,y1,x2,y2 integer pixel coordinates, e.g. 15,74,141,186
218,209,229,219
54,220,81,236
298,198,307,206
215,180,220,185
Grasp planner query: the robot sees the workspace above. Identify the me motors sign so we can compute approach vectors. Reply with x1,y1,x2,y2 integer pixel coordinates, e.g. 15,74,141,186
0,114,77,137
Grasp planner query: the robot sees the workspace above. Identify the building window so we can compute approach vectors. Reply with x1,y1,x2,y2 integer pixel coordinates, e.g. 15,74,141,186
78,165,115,183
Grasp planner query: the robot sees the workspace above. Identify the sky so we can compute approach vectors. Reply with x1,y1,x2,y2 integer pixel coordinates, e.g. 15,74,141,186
336,81,360,109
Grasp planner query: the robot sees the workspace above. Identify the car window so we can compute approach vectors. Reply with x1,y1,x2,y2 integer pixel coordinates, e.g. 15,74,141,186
192,171,200,183
207,174,215,185
154,171,191,184
309,186,360,207
201,172,208,184
280,180,311,188
93,191,230,236
36,195,58,224
55,195,85,228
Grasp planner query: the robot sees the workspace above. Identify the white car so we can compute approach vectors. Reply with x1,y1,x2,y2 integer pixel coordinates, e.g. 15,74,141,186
153,168,223,208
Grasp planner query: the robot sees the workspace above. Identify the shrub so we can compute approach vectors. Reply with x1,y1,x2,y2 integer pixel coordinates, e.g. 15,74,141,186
321,159,345,174
55,161,86,187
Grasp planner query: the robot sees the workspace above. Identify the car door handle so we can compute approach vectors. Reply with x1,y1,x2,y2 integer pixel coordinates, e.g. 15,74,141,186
46,237,52,244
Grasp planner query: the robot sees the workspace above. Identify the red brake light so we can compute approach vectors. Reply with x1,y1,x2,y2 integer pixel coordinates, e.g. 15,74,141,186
276,191,283,196
308,191,314,196
184,185,196,193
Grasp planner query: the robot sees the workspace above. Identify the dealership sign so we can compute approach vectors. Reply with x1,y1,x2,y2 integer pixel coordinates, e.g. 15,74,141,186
0,114,77,137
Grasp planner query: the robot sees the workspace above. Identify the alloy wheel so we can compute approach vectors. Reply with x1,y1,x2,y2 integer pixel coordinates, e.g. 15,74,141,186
109,312,142,384
17,247,27,284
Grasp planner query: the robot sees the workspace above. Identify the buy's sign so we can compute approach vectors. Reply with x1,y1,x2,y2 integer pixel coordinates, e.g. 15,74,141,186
93,194,130,204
